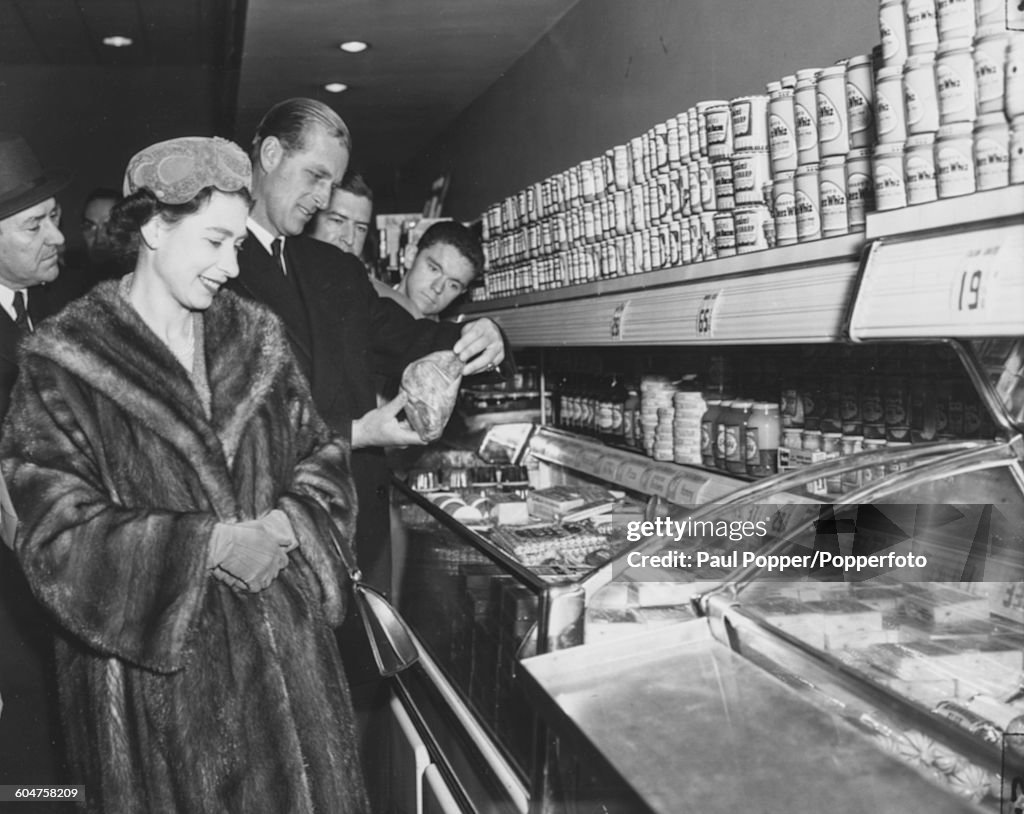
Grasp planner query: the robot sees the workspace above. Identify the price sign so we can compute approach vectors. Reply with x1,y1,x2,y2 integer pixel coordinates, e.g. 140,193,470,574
948,244,1002,323
850,224,1022,340
695,292,722,338
609,301,630,340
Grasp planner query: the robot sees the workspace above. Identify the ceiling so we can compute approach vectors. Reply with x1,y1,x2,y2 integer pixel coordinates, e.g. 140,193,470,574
237,0,580,175
1,0,580,183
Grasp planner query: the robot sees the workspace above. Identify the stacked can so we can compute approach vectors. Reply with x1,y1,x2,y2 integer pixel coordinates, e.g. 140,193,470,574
640,376,677,458
672,390,706,465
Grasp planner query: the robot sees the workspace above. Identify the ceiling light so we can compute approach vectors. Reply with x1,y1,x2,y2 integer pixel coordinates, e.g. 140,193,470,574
339,41,369,53
324,82,349,93
102,35,133,48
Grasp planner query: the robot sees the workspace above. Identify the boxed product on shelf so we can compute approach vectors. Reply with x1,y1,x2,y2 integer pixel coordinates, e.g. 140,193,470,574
526,484,619,520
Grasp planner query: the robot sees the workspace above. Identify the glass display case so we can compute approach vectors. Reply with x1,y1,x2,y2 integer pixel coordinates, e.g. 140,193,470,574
519,437,1024,813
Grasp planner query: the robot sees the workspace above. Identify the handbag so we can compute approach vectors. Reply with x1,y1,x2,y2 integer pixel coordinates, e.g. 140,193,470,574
325,520,419,677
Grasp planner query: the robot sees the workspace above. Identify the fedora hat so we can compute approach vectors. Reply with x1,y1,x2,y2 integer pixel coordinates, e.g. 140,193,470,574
0,133,71,221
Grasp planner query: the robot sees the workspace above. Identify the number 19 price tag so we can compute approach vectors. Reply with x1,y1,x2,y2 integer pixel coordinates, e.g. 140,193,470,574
948,245,1000,322
695,292,721,338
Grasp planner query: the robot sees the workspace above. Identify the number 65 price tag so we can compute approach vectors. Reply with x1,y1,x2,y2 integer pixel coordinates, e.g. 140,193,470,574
695,292,722,338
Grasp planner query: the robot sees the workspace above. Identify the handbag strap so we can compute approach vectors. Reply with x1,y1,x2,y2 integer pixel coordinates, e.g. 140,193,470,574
323,513,364,585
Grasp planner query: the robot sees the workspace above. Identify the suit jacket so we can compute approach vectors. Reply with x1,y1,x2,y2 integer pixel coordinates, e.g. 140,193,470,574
229,233,461,596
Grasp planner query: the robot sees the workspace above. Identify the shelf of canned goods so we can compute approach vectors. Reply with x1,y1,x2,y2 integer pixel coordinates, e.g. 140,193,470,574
465,0,1023,348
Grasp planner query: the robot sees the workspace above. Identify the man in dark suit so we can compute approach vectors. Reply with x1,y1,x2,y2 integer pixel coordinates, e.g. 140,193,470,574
0,132,72,809
232,98,503,595
228,99,504,812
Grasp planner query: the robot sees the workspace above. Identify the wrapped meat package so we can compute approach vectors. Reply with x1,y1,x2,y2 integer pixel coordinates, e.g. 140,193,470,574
401,350,466,442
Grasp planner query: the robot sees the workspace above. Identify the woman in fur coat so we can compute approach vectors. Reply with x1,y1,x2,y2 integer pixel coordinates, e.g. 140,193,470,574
0,137,368,813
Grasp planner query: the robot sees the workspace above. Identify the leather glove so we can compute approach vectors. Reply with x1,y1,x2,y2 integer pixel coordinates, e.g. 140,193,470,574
208,509,297,592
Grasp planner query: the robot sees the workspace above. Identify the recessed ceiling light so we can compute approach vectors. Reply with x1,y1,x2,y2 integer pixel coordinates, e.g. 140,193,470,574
324,82,349,93
339,41,369,53
102,35,133,48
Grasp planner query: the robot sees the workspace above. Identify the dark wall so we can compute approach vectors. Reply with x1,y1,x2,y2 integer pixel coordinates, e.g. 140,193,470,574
1,66,222,251
399,0,879,221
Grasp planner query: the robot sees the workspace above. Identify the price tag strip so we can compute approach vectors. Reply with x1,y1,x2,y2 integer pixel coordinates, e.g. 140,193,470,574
850,224,1024,340
695,292,722,339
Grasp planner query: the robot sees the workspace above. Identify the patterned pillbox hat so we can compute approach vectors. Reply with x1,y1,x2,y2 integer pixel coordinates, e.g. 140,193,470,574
122,136,251,204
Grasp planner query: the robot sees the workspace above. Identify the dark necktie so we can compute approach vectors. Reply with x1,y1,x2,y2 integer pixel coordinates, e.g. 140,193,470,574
271,237,286,275
13,290,30,333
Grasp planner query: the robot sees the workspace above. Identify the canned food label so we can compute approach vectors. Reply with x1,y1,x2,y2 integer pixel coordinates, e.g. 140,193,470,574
847,82,874,136
744,426,760,463
795,102,818,150
795,189,820,237
733,100,753,136
906,154,938,202
906,0,938,48
820,180,848,233
725,425,742,461
880,15,903,63
846,171,873,225
701,420,714,455
975,51,1004,106
817,90,844,143
874,163,906,208
936,145,974,194
773,191,797,239
936,0,973,36
875,88,903,138
936,63,971,116
904,84,925,127
975,137,1010,189
769,113,796,159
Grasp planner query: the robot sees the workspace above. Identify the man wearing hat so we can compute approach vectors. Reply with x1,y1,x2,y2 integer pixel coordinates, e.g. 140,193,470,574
0,133,70,416
0,132,70,803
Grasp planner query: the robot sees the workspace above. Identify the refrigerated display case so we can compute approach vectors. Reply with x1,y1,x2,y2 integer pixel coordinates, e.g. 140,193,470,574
386,185,1023,812
521,437,1024,813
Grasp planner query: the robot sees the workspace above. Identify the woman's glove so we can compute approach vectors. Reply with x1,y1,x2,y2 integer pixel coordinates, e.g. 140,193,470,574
207,509,297,592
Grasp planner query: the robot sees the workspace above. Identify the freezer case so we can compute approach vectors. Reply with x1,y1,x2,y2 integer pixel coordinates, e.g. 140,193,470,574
386,421,753,811
520,436,1024,813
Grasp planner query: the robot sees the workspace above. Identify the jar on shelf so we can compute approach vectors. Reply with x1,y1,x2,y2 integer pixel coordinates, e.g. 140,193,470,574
819,156,850,237
880,0,909,65
904,52,940,134
772,170,798,246
973,24,1009,115
1011,116,1024,185
769,84,799,173
875,65,909,144
873,142,909,210
906,0,939,54
732,95,770,152
845,148,874,230
795,163,822,241
795,68,822,164
846,55,876,148
936,120,976,196
724,400,754,474
905,132,939,203
936,38,978,124
746,402,781,477
817,64,851,157
974,111,1010,190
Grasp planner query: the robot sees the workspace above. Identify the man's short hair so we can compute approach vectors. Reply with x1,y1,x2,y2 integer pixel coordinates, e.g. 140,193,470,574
83,187,121,209
250,98,352,162
416,221,483,278
339,170,374,203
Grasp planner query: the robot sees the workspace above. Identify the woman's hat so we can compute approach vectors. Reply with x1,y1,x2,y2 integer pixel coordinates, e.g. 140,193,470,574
122,136,252,204
0,133,72,221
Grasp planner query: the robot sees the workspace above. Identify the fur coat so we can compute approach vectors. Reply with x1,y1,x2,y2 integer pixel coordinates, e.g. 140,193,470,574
0,282,368,814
